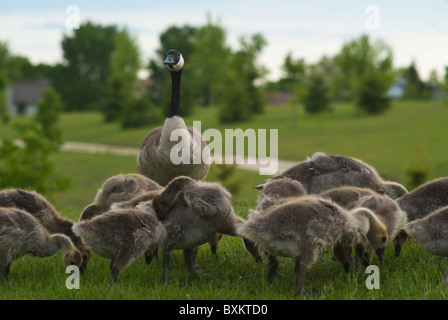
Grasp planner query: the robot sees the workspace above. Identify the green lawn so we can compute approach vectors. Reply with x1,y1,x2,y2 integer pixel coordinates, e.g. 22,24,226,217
1,99,448,300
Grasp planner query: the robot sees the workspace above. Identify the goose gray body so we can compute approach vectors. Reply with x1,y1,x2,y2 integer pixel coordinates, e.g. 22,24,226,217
72,208,166,282
150,176,260,282
397,177,448,221
404,206,448,283
0,207,82,278
80,173,162,221
136,49,210,186
260,152,407,200
0,189,90,270
239,196,387,295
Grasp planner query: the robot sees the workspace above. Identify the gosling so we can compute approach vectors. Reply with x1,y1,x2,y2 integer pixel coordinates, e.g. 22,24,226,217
238,196,388,296
80,173,163,220
396,177,448,221
150,176,261,282
403,206,448,283
0,189,90,271
255,178,306,211
72,208,166,282
0,207,82,279
256,152,407,199
356,194,408,263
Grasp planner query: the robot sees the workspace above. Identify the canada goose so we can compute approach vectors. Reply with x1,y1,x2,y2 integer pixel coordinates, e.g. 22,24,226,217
356,194,407,263
80,173,162,221
403,206,448,283
136,49,210,186
72,208,166,282
0,189,90,272
397,177,448,221
255,178,306,211
0,207,82,279
150,176,261,282
238,196,388,295
255,152,407,200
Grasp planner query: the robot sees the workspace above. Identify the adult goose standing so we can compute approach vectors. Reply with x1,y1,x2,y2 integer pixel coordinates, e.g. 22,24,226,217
136,49,210,186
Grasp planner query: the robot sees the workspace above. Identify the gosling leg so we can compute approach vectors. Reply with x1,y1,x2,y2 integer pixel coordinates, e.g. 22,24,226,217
110,262,119,282
184,247,199,275
294,260,308,297
0,262,11,280
267,255,279,283
162,251,170,283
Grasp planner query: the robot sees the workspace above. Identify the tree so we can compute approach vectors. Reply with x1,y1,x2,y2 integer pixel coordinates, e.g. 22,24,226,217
357,71,391,114
279,52,306,91
302,72,331,114
232,34,267,114
57,21,118,111
104,29,141,122
120,96,162,129
190,15,231,107
0,87,71,196
333,34,394,101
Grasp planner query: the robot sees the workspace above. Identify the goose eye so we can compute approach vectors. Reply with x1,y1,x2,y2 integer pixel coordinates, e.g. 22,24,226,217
382,236,387,243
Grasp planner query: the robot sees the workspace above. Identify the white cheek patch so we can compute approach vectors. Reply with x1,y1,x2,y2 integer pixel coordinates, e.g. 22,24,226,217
170,54,184,71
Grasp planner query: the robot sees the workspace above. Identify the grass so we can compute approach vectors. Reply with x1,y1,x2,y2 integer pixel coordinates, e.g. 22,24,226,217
1,99,448,301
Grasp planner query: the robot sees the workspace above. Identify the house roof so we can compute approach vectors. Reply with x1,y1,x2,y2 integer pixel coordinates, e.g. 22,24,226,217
10,79,50,104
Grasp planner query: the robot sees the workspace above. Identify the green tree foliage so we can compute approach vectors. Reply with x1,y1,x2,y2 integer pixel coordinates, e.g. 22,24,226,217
401,61,432,100
333,34,394,101
104,29,141,123
302,72,331,114
190,15,230,107
0,87,71,196
356,71,391,114
279,52,306,91
120,96,162,129
56,21,118,111
218,34,267,122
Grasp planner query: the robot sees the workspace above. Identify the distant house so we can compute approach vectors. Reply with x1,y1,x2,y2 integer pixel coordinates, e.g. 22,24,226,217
387,77,407,99
6,79,50,116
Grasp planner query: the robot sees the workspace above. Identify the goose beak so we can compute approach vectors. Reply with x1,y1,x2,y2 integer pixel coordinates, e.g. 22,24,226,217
163,55,176,69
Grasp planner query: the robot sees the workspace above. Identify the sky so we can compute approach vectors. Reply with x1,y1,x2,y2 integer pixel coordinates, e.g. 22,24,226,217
0,0,447,81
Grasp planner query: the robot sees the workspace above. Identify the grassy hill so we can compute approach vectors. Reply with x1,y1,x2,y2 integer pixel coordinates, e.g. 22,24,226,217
50,99,448,209
1,99,448,300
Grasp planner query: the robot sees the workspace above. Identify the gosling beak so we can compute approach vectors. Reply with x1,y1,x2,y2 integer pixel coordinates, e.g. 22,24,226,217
253,184,265,190
343,263,350,273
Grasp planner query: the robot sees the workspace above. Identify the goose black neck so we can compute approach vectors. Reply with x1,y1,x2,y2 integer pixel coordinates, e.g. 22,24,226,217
167,70,182,118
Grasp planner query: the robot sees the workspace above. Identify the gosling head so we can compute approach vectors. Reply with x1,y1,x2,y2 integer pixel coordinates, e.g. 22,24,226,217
354,233,375,267
333,245,353,273
164,49,184,72
63,247,83,268
393,229,410,256
152,176,195,220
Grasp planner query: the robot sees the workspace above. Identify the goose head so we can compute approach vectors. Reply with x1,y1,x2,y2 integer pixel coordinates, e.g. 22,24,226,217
164,49,184,72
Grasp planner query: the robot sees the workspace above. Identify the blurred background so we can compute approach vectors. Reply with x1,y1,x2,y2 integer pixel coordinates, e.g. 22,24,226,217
0,0,447,212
